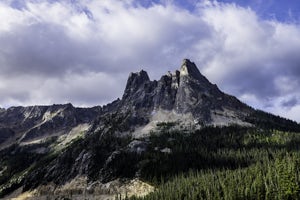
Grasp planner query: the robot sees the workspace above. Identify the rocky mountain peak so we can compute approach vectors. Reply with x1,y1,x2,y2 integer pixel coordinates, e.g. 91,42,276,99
128,70,150,85
180,59,199,76
117,59,252,131
123,70,150,100
180,59,211,86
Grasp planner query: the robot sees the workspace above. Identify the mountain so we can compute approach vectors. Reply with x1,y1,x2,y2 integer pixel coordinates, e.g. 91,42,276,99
0,59,300,199
103,59,253,138
0,103,102,148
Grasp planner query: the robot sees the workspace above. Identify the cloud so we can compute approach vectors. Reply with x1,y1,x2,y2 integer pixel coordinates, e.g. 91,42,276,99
281,97,298,108
193,2,300,121
0,0,300,122
0,71,125,107
0,0,212,107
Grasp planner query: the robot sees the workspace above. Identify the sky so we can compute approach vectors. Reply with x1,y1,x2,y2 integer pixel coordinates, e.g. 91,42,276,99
0,0,300,122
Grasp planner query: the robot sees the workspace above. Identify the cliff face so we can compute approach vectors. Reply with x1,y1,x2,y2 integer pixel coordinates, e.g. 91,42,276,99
115,59,252,134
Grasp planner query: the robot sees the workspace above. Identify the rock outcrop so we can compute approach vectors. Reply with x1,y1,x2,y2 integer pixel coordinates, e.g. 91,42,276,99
0,103,102,147
114,59,252,133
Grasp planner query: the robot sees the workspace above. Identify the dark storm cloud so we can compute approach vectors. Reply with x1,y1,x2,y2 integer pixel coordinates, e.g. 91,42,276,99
0,21,134,77
281,97,298,108
0,23,79,76
215,48,300,101
228,67,279,99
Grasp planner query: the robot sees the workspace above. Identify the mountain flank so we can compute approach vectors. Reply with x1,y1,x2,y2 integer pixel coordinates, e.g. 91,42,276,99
0,59,300,199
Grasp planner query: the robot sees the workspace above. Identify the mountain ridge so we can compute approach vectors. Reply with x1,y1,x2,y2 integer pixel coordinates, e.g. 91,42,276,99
1,59,300,199
1,59,299,145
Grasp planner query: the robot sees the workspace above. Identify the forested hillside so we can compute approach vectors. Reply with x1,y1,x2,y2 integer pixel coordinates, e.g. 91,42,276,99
127,125,300,200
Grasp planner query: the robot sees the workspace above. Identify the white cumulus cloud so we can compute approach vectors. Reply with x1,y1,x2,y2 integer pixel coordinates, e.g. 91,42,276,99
0,0,299,122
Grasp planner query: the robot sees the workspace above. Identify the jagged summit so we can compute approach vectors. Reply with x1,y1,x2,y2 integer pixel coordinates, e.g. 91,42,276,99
180,59,201,78
117,59,252,135
123,70,150,100
180,59,212,86
128,70,150,84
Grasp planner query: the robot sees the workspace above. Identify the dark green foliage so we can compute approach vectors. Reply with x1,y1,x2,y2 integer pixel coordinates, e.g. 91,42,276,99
156,122,177,132
131,155,300,200
139,126,257,183
21,128,133,192
246,110,300,132
130,126,300,200
0,143,47,197
86,131,133,182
